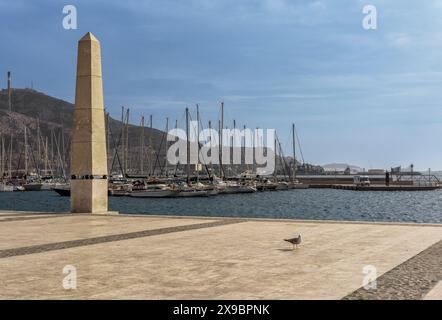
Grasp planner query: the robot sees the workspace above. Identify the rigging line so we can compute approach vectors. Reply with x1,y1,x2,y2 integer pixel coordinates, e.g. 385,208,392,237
109,118,125,176
160,120,169,176
40,135,54,175
152,122,167,174
52,129,67,179
201,118,216,177
282,129,291,156
276,135,290,178
27,130,41,177
294,124,305,165
174,110,187,176
187,109,213,179
195,113,212,178
16,146,24,174
197,117,209,165
274,134,284,177
109,124,124,177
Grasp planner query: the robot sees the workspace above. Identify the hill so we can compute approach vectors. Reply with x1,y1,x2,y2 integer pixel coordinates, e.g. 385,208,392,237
0,88,167,177
322,163,362,172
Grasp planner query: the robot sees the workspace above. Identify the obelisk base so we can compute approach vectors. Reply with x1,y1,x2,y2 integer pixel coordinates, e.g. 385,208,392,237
71,180,109,214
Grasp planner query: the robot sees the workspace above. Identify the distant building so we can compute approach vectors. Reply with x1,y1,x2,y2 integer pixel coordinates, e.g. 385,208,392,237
367,169,385,175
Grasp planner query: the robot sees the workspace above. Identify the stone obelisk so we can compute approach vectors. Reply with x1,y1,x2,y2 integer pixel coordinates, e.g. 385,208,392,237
71,32,108,214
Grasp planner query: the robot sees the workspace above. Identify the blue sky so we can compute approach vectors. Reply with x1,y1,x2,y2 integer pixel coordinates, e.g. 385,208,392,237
1,0,442,170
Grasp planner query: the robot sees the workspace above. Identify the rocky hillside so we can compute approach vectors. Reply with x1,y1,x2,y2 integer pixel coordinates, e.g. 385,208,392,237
0,88,168,177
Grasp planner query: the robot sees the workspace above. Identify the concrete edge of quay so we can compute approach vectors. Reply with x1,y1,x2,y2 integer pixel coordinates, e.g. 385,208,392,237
1,209,441,227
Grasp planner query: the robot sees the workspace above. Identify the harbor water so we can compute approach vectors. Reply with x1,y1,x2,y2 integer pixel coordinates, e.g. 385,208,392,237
1,189,441,223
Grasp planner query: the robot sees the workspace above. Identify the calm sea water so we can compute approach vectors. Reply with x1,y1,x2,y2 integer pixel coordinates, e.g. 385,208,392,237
1,189,441,223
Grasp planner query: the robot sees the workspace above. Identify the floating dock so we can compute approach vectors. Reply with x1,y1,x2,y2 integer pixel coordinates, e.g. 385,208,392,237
309,184,441,191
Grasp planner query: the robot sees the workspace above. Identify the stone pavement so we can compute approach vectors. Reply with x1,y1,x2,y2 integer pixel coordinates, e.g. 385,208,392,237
424,281,442,300
0,211,441,299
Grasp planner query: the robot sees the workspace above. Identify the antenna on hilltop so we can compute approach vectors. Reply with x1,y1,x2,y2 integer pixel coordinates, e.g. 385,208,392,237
7,71,12,112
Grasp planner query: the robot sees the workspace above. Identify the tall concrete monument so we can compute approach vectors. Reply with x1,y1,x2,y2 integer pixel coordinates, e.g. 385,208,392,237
71,32,108,213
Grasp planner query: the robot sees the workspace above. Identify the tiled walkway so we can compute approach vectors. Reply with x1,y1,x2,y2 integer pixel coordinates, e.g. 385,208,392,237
0,212,441,299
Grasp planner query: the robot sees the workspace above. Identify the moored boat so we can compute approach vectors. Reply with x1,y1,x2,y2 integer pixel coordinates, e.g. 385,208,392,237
0,183,13,192
218,184,256,194
109,183,132,197
23,182,43,191
256,181,278,191
52,186,71,196
130,189,179,198
14,185,25,192
289,182,309,189
175,188,209,197
41,181,66,191
275,182,289,190
129,184,179,198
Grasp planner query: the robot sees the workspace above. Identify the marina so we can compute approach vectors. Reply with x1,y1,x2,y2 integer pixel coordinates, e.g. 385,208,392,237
2,188,442,224
1,0,441,303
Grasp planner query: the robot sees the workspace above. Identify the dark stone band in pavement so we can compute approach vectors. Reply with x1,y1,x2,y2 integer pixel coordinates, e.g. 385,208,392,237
0,213,49,217
0,214,74,223
0,219,245,259
343,239,442,300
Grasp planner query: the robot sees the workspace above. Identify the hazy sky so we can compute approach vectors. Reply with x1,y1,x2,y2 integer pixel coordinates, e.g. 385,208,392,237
1,0,442,170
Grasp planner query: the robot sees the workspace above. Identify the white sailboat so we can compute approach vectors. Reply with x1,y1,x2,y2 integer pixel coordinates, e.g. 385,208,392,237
129,184,179,198
0,182,13,192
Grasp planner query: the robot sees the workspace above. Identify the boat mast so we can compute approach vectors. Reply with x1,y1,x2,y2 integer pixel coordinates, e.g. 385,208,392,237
140,115,145,174
1,135,4,178
120,106,125,176
45,136,48,176
273,132,277,182
196,104,200,183
232,119,236,176
219,102,224,179
149,114,153,176
174,119,179,176
9,134,13,178
254,127,258,175
243,124,248,173
37,118,41,173
186,107,190,184
125,108,130,176
24,126,28,176
164,117,169,176
50,128,54,176
106,112,110,173
292,123,296,181
61,127,65,176
208,120,214,177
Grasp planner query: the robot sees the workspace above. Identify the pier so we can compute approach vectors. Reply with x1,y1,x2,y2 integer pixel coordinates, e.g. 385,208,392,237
0,210,441,300
309,184,441,191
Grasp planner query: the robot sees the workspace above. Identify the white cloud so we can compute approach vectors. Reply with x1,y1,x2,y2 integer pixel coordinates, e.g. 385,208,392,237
388,33,412,48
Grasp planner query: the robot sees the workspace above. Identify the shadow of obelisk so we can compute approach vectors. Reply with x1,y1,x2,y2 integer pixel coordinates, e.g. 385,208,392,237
70,32,109,214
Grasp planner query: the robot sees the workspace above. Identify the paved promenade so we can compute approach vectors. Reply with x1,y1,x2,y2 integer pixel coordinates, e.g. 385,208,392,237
0,211,441,299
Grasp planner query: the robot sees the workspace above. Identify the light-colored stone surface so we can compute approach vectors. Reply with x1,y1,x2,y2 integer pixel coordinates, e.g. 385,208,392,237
424,281,442,300
0,214,213,250
0,214,441,299
71,32,108,214
71,180,108,214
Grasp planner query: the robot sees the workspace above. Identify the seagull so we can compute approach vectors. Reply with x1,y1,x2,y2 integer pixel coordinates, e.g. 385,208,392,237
284,234,302,250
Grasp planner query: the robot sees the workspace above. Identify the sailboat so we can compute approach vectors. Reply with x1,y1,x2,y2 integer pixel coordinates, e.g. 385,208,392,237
0,182,13,192
129,184,179,198
288,123,309,189
175,185,209,197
